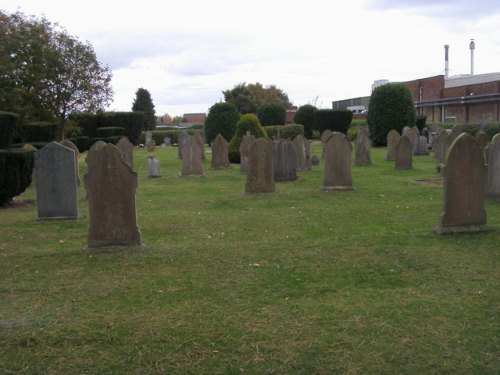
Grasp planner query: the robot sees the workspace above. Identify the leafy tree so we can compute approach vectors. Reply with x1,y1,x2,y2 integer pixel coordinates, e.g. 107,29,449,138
132,88,156,130
0,10,113,139
257,103,286,126
205,102,240,145
228,114,267,163
294,104,318,138
367,83,416,146
247,83,294,109
223,82,293,114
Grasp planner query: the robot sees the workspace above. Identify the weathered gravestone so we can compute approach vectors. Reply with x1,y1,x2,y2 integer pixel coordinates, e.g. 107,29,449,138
485,134,500,200
476,130,488,153
146,140,156,152
395,135,413,170
239,132,255,174
414,135,429,155
180,136,203,176
163,137,171,147
193,132,206,161
322,132,354,190
245,138,274,194
435,133,487,233
449,125,462,144
60,139,80,185
321,129,334,159
116,137,134,170
147,156,161,178
293,135,306,171
432,130,449,165
85,144,141,247
35,142,78,219
211,133,230,169
402,126,411,135
145,130,153,146
274,139,298,182
303,138,313,171
177,131,189,159
386,130,400,161
406,127,419,153
354,127,372,166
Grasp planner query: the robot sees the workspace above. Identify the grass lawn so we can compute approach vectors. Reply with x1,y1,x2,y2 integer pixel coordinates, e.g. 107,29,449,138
1,142,499,374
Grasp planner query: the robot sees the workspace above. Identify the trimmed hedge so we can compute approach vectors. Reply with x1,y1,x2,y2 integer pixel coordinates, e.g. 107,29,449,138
293,104,317,138
204,102,240,145
97,127,125,138
70,113,101,139
257,103,286,126
228,114,267,163
138,129,203,145
264,124,304,140
68,136,91,153
22,122,58,143
100,112,146,145
316,109,353,135
0,148,34,206
0,111,19,149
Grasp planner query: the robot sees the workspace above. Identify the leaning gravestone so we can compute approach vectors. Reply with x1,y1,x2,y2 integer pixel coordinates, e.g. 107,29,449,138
386,130,400,161
147,156,161,178
432,130,449,165
116,137,134,170
180,136,203,176
485,134,500,200
60,139,80,185
354,127,372,166
177,131,189,159
211,133,230,169
395,135,413,170
245,138,274,194
35,142,78,219
85,144,141,247
435,133,487,233
239,132,255,174
322,132,354,190
274,139,298,182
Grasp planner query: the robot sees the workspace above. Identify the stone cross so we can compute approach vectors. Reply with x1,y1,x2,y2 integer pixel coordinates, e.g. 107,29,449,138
322,132,354,190
435,133,487,233
85,143,141,247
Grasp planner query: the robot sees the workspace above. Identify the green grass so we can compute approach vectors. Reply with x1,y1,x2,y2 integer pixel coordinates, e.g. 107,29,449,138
1,143,499,374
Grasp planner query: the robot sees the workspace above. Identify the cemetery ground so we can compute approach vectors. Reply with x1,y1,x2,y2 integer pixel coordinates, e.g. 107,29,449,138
1,143,499,374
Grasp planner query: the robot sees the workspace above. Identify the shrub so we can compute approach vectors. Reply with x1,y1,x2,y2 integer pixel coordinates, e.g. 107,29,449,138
96,127,125,138
71,112,101,139
0,111,19,149
316,109,352,135
367,83,416,146
100,111,146,145
484,123,500,140
228,114,267,163
21,122,58,143
264,124,304,140
293,104,317,138
415,115,427,132
257,103,286,126
0,148,34,206
205,102,240,145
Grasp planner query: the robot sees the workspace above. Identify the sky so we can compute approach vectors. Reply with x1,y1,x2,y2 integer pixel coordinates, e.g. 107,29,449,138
2,0,500,117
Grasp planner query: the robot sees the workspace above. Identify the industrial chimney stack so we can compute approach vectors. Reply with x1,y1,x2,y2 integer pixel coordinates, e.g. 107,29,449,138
444,44,449,78
469,39,475,75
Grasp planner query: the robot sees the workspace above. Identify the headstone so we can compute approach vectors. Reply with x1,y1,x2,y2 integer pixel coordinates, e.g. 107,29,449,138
116,137,134,169
293,135,306,171
245,138,274,194
406,127,419,152
386,130,400,161
163,137,171,147
395,135,413,170
414,135,429,155
145,130,153,146
322,132,354,190
60,139,81,185
435,133,487,233
34,142,78,219
449,125,462,144
485,134,500,200
177,131,189,159
402,126,411,135
476,130,488,153
180,136,203,176
354,127,372,166
311,155,320,166
146,139,156,152
321,129,334,159
85,144,141,247
211,133,230,169
239,132,255,174
274,139,298,182
432,130,449,165
147,156,161,178
193,132,205,161
303,138,313,171
86,140,107,172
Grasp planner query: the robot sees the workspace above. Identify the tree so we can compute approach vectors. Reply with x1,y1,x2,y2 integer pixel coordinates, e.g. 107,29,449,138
0,11,113,139
222,82,293,114
132,88,156,130
294,104,318,138
367,83,416,146
257,103,286,126
205,102,240,145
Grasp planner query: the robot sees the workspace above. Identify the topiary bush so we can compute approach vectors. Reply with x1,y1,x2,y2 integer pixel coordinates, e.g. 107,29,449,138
71,112,102,139
0,149,35,206
316,109,353,135
293,104,317,138
100,111,146,145
0,111,19,149
228,114,267,163
22,122,58,143
96,127,125,138
257,103,286,126
264,124,304,140
204,102,240,145
367,83,416,146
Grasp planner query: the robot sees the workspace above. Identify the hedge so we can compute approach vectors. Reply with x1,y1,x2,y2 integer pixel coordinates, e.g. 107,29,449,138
22,122,58,143
68,136,91,153
138,129,203,145
0,111,19,149
264,124,304,140
97,127,125,138
0,148,34,206
257,103,286,126
100,112,146,145
316,109,353,135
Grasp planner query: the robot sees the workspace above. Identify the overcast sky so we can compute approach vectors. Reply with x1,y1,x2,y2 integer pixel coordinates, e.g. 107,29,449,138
3,0,500,116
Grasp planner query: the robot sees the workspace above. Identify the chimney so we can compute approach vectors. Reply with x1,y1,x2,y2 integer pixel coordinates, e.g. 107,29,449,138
469,39,475,75
444,44,449,78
